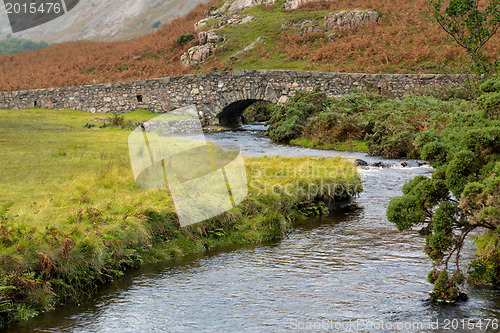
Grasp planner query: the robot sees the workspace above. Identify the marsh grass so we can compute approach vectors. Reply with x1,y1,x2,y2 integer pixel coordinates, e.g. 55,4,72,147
0,108,361,326
290,137,368,152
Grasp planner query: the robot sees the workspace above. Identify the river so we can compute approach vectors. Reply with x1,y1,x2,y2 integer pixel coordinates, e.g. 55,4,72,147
5,124,500,332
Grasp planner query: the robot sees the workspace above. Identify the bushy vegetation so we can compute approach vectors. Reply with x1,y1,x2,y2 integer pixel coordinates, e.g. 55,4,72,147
0,108,361,326
1,0,500,91
176,33,195,44
242,101,274,122
0,37,48,55
267,87,329,142
267,87,470,158
387,77,500,302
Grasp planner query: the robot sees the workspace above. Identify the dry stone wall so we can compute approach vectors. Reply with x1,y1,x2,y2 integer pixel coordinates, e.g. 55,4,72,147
0,70,464,125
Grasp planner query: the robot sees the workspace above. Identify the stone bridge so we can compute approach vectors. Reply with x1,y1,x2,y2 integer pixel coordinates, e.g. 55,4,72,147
0,70,463,125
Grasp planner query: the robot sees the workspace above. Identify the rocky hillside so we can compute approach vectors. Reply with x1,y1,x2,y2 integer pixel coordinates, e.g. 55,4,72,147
0,0,499,92
0,0,211,42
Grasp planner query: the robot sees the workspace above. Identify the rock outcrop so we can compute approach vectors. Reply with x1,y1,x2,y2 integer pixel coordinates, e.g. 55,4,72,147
204,1,232,17
187,4,379,66
195,0,269,30
181,44,215,66
324,10,380,31
284,0,310,10
198,30,225,45
227,0,276,16
228,15,255,25
188,0,267,66
280,19,323,35
194,17,227,31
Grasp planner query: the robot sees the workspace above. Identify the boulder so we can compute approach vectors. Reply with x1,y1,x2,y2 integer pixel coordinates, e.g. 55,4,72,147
354,159,369,167
324,10,379,31
371,161,392,168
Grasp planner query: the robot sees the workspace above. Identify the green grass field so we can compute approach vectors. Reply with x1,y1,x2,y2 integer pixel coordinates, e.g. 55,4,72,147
0,108,361,326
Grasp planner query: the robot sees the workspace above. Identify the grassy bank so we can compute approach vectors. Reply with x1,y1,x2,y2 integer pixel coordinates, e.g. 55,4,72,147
0,108,361,326
290,137,368,153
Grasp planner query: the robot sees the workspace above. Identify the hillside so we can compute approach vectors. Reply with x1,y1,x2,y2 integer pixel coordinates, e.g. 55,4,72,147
0,0,499,92
0,0,211,42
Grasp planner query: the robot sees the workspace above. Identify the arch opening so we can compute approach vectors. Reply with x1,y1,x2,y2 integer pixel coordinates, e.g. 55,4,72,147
217,99,274,126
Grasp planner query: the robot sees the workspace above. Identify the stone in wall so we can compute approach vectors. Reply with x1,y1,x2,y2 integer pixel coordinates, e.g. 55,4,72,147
324,10,380,31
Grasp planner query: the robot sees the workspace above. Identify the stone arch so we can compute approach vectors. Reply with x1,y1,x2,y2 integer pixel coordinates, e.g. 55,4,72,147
214,87,282,125
217,99,263,125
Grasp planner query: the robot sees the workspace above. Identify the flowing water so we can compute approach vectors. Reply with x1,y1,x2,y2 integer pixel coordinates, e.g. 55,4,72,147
5,124,500,332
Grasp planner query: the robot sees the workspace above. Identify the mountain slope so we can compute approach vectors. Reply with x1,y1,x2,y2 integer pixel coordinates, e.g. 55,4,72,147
0,0,211,42
0,0,498,92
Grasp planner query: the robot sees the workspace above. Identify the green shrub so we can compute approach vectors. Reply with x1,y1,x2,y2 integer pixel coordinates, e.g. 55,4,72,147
415,84,473,101
267,89,471,158
267,87,329,142
303,111,365,144
387,105,500,302
176,33,194,44
479,77,500,93
476,91,500,116
242,101,274,122
0,37,48,55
